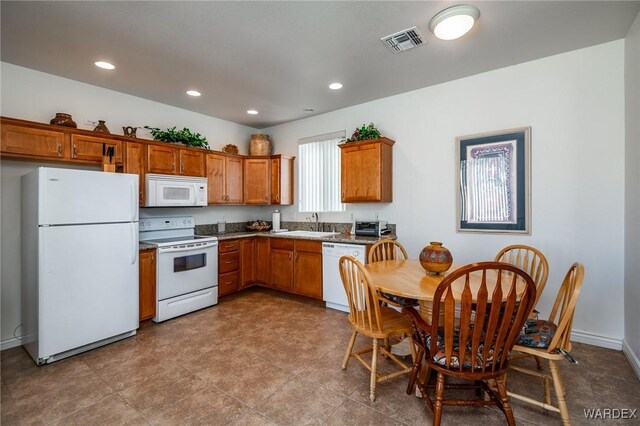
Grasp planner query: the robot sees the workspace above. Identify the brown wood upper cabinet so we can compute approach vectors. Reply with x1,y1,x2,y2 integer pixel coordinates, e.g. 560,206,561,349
124,142,146,205
271,155,295,205
206,153,243,204
340,138,394,203
70,134,122,164
244,157,271,204
139,249,156,322
147,144,178,174
147,144,205,177
1,124,66,160
179,149,206,177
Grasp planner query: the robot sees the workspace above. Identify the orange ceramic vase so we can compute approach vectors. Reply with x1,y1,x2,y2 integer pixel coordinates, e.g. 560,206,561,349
419,241,453,274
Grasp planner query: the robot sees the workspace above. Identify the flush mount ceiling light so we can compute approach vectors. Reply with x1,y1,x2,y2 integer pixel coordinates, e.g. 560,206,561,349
247,109,259,115
429,4,480,41
303,108,315,112
94,61,115,70
186,90,201,97
329,82,343,90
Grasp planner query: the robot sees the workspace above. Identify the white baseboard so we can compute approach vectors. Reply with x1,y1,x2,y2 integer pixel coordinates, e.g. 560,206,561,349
571,329,623,350
1,336,23,351
622,340,640,380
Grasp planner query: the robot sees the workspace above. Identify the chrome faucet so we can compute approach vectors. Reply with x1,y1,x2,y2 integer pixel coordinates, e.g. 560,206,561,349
306,212,320,231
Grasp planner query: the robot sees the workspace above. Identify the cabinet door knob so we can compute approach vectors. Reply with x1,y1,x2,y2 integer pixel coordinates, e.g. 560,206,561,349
181,163,185,174
57,143,63,157
72,144,78,157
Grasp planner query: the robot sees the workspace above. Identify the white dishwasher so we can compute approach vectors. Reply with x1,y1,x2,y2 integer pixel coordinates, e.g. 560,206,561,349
322,242,367,312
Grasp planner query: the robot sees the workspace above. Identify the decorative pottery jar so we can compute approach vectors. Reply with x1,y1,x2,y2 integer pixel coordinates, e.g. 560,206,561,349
419,242,453,274
249,134,272,156
49,113,77,128
93,120,110,134
122,126,138,138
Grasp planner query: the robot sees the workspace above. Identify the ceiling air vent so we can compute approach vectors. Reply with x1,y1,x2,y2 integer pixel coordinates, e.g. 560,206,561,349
381,26,426,53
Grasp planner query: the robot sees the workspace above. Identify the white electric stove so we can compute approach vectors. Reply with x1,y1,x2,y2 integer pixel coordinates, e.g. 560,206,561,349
140,216,218,322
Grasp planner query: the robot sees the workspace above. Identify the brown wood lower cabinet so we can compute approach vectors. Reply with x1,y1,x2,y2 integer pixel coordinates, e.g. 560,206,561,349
240,238,256,287
218,239,241,296
255,238,271,284
216,237,323,300
270,239,294,291
293,240,323,299
139,249,156,321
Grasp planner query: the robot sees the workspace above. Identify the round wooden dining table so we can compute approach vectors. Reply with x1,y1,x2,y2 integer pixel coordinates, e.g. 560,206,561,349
364,259,523,324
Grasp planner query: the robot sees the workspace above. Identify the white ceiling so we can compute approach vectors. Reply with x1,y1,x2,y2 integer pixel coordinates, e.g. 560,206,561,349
2,1,639,129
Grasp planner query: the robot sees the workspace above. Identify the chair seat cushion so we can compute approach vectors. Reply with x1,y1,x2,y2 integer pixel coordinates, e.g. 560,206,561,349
380,292,418,307
517,319,557,349
425,329,500,370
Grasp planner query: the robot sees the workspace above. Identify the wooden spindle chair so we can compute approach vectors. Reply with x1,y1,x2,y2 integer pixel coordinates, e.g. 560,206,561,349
495,245,549,315
368,240,418,307
508,262,585,425
339,255,416,401
403,262,536,426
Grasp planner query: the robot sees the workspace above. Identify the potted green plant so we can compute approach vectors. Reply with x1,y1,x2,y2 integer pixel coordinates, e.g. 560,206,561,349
144,126,210,149
344,123,381,143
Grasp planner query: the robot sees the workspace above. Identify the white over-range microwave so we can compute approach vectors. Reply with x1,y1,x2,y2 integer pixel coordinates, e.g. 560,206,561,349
145,174,208,207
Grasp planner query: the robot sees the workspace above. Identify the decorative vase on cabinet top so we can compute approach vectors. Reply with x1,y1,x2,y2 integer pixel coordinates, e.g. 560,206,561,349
49,113,77,128
249,134,272,156
93,120,110,134
419,241,453,274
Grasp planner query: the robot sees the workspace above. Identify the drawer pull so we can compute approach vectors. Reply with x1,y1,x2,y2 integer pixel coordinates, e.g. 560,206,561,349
224,260,236,264
225,281,234,285
224,244,235,248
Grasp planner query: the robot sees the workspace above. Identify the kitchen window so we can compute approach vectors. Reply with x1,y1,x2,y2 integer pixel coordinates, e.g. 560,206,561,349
298,131,346,212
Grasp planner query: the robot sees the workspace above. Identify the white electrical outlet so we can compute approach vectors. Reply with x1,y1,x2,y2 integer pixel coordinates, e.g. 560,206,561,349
350,213,354,220
84,119,97,127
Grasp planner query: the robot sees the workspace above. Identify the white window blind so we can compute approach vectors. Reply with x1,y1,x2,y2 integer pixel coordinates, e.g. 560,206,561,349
298,132,346,212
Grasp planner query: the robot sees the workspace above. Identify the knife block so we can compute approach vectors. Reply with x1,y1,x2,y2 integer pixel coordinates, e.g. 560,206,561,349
102,156,116,172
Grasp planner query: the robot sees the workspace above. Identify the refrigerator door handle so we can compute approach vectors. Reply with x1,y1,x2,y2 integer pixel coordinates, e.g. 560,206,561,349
131,223,138,265
130,180,137,221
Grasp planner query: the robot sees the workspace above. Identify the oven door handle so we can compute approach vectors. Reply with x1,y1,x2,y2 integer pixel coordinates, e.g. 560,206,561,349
158,242,218,253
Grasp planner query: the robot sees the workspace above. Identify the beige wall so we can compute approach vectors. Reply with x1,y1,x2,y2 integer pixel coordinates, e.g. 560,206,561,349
624,11,640,377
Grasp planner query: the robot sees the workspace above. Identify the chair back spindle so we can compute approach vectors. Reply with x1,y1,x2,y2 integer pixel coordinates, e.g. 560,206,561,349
546,262,584,353
428,262,536,374
368,240,408,263
339,256,384,333
495,245,549,308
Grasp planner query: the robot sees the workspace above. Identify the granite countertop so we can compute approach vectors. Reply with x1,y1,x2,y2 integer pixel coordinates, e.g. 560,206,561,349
138,232,395,250
211,231,395,245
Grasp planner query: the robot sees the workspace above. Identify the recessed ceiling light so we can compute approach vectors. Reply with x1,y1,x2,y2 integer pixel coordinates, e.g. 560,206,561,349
429,4,480,41
329,82,343,90
247,110,259,115
186,90,201,97
94,61,115,70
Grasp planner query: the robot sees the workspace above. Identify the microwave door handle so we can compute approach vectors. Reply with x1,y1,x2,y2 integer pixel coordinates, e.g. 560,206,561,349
192,183,198,205
158,242,218,253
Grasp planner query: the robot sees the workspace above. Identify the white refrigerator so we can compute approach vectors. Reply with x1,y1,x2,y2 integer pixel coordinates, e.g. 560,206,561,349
22,167,139,364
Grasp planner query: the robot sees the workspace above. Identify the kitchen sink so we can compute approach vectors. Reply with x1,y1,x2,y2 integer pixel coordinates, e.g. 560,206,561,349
279,230,340,237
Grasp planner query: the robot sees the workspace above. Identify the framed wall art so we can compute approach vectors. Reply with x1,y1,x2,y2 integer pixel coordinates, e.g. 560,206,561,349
456,127,531,234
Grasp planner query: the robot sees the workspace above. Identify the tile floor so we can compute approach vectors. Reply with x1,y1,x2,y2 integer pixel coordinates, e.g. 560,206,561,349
1,288,639,425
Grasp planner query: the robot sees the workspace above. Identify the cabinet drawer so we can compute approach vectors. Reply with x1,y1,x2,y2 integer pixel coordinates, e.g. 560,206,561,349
270,238,294,251
219,252,240,273
294,240,322,254
218,271,239,296
219,240,240,254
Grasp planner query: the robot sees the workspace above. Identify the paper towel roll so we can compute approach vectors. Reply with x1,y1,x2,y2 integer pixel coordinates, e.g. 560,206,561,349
272,210,281,231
